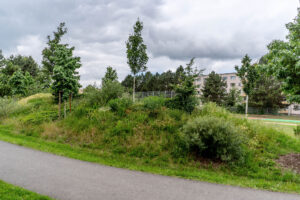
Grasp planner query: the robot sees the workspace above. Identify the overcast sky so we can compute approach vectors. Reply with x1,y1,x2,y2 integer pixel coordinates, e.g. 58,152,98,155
0,0,299,86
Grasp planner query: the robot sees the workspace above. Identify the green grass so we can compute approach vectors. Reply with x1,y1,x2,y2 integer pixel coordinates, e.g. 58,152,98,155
1,94,300,194
0,179,53,200
0,125,300,194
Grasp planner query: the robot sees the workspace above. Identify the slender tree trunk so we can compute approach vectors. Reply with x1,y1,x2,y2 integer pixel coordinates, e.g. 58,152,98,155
69,93,72,112
64,100,66,119
58,92,61,119
133,75,135,102
245,95,248,117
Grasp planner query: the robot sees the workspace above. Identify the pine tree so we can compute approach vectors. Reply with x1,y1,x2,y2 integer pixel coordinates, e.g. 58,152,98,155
201,71,227,105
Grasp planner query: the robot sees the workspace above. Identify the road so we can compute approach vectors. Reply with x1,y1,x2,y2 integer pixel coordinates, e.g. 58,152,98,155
0,141,299,200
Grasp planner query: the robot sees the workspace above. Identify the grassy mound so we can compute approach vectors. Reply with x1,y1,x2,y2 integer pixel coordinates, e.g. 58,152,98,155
1,94,300,193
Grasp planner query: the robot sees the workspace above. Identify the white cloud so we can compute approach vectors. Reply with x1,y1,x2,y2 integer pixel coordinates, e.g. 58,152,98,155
0,0,298,87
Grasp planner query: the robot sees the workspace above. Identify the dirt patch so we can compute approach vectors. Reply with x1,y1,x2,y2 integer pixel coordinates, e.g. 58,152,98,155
277,153,300,174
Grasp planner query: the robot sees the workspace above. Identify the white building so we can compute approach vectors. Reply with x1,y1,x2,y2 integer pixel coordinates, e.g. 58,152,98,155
195,72,245,96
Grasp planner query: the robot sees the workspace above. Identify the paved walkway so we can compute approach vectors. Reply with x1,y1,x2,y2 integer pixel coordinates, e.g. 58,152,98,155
0,141,299,200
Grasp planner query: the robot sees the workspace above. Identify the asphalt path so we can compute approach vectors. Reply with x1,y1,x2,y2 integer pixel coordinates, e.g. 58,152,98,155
0,141,299,200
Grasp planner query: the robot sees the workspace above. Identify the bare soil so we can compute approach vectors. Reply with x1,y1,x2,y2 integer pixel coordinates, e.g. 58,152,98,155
277,153,300,174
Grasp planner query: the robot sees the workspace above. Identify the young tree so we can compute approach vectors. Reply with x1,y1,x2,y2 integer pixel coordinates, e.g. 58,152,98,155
235,55,258,96
225,88,242,107
9,70,26,96
51,44,81,100
42,22,67,82
102,66,118,85
201,71,227,105
126,19,148,102
169,58,201,113
266,9,300,103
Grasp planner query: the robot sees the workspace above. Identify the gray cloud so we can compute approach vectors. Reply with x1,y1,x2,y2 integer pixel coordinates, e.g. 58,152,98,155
0,0,298,86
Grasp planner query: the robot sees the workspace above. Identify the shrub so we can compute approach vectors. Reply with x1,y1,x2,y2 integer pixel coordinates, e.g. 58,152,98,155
143,96,165,117
183,116,245,162
108,98,132,116
294,125,300,137
83,82,124,108
0,97,19,118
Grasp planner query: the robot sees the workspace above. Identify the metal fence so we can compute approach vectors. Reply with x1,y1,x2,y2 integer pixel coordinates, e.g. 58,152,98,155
135,91,175,99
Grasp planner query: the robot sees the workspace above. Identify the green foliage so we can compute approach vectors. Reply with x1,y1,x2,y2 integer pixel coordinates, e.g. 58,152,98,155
9,70,27,96
294,125,300,137
183,116,245,162
51,43,81,101
168,58,200,113
126,18,149,100
224,88,242,107
249,68,285,109
102,66,118,85
201,71,227,105
0,179,53,200
108,98,133,116
22,110,57,125
101,81,124,104
143,96,165,110
0,98,19,118
42,22,67,79
266,9,300,103
235,55,258,95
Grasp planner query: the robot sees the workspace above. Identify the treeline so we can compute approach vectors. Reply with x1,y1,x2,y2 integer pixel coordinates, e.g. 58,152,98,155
121,66,185,92
0,53,47,97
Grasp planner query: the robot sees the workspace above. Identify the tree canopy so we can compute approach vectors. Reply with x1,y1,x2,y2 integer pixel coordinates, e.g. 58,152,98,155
266,9,300,103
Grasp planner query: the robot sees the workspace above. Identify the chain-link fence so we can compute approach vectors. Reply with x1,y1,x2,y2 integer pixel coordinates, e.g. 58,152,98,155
135,91,175,99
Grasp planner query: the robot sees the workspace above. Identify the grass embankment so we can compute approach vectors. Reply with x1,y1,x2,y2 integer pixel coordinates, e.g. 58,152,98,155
0,94,300,194
0,179,53,200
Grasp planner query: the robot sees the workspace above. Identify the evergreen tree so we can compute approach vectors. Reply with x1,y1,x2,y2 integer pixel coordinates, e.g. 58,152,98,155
201,71,227,105
42,22,67,81
51,43,81,102
126,19,148,101
169,58,201,113
9,70,26,96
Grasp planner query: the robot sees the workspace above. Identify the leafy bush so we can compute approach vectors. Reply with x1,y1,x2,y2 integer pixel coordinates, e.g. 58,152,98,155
143,96,165,117
183,116,245,162
294,125,300,137
108,98,132,116
83,82,124,108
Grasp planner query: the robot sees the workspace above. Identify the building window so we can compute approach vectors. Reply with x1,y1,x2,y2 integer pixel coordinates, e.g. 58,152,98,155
222,77,227,81
230,76,236,80
230,83,236,87
238,83,242,86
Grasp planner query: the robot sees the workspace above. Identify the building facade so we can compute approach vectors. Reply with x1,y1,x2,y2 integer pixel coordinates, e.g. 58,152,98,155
195,72,245,96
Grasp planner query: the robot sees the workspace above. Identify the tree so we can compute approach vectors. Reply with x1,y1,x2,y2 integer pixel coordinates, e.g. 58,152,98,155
9,70,26,96
266,9,300,103
225,88,242,107
102,66,118,85
6,55,39,77
51,44,81,102
249,68,285,110
235,55,258,96
201,71,227,105
126,19,148,102
42,22,67,81
168,58,201,113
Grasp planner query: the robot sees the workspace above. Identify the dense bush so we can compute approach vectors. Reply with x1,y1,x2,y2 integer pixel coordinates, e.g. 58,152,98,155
108,98,133,116
83,82,124,108
183,116,245,162
143,96,165,110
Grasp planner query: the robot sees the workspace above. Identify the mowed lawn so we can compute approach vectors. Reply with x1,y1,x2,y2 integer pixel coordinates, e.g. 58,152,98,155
0,180,53,200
